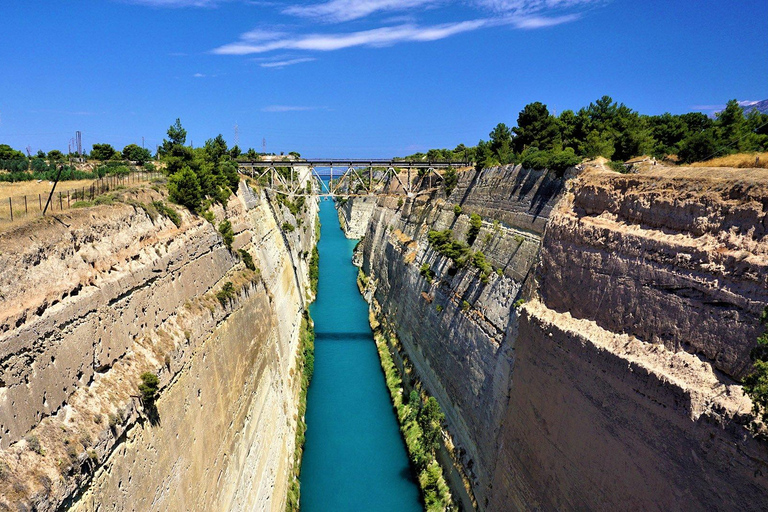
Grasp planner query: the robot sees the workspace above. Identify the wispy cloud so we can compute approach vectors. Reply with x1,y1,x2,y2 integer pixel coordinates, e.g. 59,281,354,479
122,0,220,7
260,57,317,68
261,105,325,112
283,0,441,23
213,15,576,55
282,0,601,22
193,72,207,77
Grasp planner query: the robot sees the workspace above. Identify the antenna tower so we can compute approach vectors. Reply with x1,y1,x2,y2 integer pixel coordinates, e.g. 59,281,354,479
262,137,266,154
234,123,240,147
76,131,82,157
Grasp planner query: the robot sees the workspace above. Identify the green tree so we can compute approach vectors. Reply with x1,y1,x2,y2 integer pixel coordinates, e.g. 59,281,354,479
122,144,152,164
160,118,187,156
467,213,482,245
0,144,25,160
417,397,444,457
678,131,718,163
138,372,159,405
91,143,117,161
230,145,242,159
204,134,228,162
168,166,202,211
489,123,512,157
716,99,747,151
47,149,64,161
443,168,458,196
513,102,561,153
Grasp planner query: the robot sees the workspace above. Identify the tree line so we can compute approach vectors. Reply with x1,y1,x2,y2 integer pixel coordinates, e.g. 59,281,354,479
402,97,768,174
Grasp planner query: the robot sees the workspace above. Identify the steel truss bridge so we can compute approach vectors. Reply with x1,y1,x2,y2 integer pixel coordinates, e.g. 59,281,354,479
238,160,470,198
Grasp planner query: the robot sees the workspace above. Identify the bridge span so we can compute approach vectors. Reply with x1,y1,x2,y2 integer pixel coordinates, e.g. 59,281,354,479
238,160,471,198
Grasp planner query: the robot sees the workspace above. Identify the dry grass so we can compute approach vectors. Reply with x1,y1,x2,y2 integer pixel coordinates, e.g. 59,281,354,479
0,179,95,201
690,152,768,169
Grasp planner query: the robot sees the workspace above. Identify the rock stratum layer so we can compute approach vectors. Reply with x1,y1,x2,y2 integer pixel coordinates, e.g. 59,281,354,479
353,165,768,510
0,182,317,511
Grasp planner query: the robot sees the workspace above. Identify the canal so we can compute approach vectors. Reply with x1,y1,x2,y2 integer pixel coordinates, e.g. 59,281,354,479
298,198,421,511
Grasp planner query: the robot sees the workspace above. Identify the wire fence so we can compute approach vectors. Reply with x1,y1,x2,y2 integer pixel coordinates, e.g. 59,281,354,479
0,171,164,224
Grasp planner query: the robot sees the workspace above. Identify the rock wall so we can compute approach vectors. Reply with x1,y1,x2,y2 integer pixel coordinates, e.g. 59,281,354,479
337,197,376,239
0,181,317,511
357,164,768,510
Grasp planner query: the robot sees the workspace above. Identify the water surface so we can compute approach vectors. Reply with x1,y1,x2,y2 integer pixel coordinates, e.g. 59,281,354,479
299,198,421,511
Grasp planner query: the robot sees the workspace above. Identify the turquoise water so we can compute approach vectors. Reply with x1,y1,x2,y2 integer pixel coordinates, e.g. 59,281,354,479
299,199,421,511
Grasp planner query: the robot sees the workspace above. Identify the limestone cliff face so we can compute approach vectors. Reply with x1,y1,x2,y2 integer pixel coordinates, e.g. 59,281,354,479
0,182,317,511
337,197,376,239
356,165,768,510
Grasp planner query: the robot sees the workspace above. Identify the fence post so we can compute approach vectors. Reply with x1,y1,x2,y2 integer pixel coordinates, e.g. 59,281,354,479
25,195,28,215
9,197,12,222
59,191,62,210
39,193,42,211
67,191,70,209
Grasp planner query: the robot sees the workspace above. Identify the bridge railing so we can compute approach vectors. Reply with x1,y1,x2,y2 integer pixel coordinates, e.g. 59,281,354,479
239,162,468,197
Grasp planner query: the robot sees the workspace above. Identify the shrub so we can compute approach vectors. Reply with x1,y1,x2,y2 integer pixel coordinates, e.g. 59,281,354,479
427,230,470,266
216,281,236,306
138,372,159,405
744,307,768,424
419,263,436,283
461,300,470,312
152,201,181,227
607,161,628,173
443,168,458,196
282,221,295,233
168,167,202,212
201,210,215,224
467,213,482,245
453,205,462,216
309,246,320,296
218,219,234,250
239,248,256,271
25,435,43,455
513,298,525,309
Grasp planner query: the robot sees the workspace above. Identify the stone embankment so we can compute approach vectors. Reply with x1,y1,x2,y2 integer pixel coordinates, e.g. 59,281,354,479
348,164,768,510
0,181,317,510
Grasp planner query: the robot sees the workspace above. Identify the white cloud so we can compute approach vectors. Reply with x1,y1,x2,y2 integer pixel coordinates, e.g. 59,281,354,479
283,0,440,23
282,0,602,22
213,14,576,55
260,57,317,68
215,20,494,54
193,72,207,77
261,105,324,112
123,0,220,7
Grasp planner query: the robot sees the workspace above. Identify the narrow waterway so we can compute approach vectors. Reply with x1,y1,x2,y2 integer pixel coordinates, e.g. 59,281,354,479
299,199,421,511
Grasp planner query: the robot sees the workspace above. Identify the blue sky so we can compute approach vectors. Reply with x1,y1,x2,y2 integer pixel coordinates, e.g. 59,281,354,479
1,0,766,158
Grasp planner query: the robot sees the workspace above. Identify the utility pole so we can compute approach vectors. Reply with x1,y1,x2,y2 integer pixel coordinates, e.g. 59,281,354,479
262,137,266,154
142,136,145,149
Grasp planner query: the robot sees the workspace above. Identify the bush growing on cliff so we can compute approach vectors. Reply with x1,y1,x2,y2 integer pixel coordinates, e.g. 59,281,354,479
427,230,470,266
218,219,234,250
168,166,202,212
309,246,320,296
443,168,458,197
239,248,256,271
216,281,236,306
744,307,768,424
282,221,295,233
138,372,159,406
453,205,462,216
467,213,482,245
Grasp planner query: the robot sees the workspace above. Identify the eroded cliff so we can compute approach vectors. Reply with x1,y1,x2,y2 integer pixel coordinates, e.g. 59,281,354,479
0,181,317,511
353,164,768,510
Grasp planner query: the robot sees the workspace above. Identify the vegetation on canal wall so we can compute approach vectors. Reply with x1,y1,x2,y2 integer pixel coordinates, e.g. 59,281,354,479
371,321,453,511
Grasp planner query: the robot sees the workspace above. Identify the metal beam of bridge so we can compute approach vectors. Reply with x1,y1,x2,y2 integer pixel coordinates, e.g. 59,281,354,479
238,160,470,169
238,161,471,198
